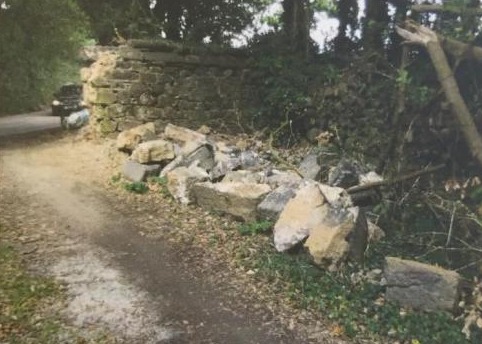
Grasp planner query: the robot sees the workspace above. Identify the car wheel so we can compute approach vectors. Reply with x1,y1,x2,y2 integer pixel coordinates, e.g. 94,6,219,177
52,107,62,117
60,117,68,129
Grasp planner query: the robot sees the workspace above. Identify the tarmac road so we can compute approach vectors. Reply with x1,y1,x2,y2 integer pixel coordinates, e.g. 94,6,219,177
0,110,61,138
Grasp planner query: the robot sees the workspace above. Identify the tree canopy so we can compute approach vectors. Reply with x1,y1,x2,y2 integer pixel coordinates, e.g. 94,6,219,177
0,0,88,113
76,0,270,45
4,0,482,111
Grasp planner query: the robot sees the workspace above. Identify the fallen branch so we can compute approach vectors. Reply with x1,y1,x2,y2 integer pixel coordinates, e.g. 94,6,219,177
441,36,482,63
396,22,482,63
411,4,482,15
397,20,482,169
347,164,445,194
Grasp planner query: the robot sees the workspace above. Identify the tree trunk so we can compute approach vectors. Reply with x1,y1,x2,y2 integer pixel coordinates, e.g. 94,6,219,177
334,0,359,55
362,0,389,52
387,0,409,63
397,22,482,168
154,1,183,41
377,46,408,173
463,0,481,36
282,0,311,56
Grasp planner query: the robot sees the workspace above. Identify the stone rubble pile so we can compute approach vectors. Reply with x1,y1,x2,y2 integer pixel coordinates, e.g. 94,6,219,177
117,122,463,312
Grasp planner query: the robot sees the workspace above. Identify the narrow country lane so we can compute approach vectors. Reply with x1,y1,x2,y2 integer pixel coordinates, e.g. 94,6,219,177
0,126,315,343
0,111,61,137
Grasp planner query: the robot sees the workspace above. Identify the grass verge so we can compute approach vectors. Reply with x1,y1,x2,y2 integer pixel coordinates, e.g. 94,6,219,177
0,228,113,343
0,240,65,343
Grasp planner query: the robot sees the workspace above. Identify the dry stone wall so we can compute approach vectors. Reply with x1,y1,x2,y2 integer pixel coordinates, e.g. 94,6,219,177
81,41,254,136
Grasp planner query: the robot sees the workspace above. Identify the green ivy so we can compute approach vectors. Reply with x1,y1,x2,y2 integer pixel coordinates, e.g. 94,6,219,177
248,249,473,343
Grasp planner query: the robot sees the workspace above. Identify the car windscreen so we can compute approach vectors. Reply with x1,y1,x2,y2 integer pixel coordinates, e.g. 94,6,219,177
59,85,81,96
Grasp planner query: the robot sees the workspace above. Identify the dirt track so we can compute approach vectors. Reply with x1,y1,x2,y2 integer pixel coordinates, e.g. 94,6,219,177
0,131,311,344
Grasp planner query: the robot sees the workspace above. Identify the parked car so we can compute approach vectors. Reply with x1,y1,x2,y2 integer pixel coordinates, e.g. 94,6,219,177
51,83,85,117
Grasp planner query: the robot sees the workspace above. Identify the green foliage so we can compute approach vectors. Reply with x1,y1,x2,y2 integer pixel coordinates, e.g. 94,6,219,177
116,177,170,197
76,0,157,44
434,0,481,42
237,220,273,236
0,0,88,114
77,0,270,45
147,176,167,185
122,181,149,194
247,34,340,146
469,185,482,204
179,0,269,45
147,176,171,197
311,0,336,15
248,249,472,343
110,173,122,184
0,242,63,342
408,85,432,107
395,69,410,86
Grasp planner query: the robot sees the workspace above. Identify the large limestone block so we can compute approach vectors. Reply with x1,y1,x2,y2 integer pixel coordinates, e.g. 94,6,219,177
166,166,209,205
192,182,271,222
273,181,327,252
223,170,267,184
317,183,353,208
257,184,299,221
210,152,241,180
131,139,175,164
384,257,462,312
183,144,215,171
123,160,160,182
164,123,206,144
160,143,215,177
367,220,386,243
266,170,302,188
298,153,322,181
304,207,368,271
116,122,156,152
93,89,116,105
328,158,363,188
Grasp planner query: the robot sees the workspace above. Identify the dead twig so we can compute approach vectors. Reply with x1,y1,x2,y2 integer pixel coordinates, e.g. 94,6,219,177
398,176,421,206
411,231,482,253
446,202,457,246
347,163,445,194
267,119,304,178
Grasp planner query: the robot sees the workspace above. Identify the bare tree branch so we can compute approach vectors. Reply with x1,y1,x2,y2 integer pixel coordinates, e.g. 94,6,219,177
398,19,482,64
411,4,482,15
396,21,482,169
347,164,445,194
441,36,482,63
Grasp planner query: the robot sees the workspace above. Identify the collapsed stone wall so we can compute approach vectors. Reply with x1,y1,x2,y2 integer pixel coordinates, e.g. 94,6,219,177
115,122,465,315
81,41,254,136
